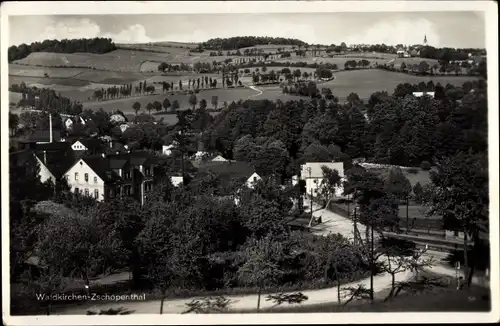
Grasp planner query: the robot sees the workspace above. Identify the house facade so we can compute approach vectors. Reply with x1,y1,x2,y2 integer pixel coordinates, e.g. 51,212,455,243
245,172,262,189
64,158,109,201
63,152,157,204
300,162,345,198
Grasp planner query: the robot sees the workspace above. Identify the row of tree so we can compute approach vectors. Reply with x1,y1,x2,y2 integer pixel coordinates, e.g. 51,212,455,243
8,38,116,62
202,36,307,50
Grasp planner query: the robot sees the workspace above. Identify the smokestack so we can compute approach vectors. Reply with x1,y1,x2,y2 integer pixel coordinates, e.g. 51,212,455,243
49,114,53,143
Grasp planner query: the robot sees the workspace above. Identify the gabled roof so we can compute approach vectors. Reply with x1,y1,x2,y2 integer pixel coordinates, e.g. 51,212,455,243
74,138,105,152
81,156,122,184
199,161,256,182
106,151,156,166
34,148,77,179
301,162,345,179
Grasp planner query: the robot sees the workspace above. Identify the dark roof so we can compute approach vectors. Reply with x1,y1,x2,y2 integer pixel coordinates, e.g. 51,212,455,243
76,138,105,152
109,157,129,169
198,161,255,182
28,130,61,143
107,151,156,166
33,142,72,152
82,156,122,184
34,147,77,179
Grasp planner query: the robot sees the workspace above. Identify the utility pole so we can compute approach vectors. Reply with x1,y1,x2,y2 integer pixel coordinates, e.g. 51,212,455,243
306,166,315,228
370,218,375,302
406,195,409,234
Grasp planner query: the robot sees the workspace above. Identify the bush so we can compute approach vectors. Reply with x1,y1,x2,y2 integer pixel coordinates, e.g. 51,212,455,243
420,161,432,171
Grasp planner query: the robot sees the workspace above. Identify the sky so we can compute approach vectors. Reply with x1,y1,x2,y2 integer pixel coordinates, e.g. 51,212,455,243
8,12,486,48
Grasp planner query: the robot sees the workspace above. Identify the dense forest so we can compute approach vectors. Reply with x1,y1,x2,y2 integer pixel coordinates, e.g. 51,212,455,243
202,36,308,50
201,79,487,177
8,37,117,62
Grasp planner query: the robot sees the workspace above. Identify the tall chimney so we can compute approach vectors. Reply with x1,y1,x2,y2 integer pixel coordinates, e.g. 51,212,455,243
49,114,53,143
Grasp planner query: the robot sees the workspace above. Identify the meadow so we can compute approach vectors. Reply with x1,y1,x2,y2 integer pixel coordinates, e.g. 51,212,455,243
319,69,479,100
9,64,85,78
13,49,172,72
82,87,259,116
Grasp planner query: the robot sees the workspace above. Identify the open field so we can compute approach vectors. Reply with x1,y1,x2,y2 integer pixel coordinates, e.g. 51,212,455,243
82,87,259,115
13,49,172,72
320,69,480,100
9,64,86,78
146,41,199,48
8,75,127,102
249,68,479,105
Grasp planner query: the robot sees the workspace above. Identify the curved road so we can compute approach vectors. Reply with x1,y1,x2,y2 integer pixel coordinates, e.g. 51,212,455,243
55,199,476,315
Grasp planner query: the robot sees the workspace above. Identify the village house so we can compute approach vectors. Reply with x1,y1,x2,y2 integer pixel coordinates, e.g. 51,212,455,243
300,162,345,198
71,138,106,155
412,91,435,98
63,151,157,205
197,160,263,204
32,142,77,184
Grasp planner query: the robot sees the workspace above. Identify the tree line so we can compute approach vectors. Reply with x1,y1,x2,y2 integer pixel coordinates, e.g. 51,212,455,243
202,36,307,50
201,79,486,179
8,37,117,62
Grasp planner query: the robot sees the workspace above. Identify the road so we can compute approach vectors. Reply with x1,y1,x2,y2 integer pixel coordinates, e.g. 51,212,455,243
55,199,475,315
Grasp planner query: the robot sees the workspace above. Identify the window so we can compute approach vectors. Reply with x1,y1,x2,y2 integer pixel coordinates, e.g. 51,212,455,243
74,187,79,194
94,176,98,184
75,172,79,181
253,176,258,182
84,188,89,197
124,170,131,179
144,167,151,176
94,189,99,199
84,173,89,182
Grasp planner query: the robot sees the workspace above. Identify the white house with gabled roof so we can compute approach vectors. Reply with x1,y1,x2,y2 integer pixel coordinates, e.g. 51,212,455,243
300,162,345,198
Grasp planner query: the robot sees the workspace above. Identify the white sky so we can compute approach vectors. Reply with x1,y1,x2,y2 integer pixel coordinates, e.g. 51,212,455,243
8,12,485,48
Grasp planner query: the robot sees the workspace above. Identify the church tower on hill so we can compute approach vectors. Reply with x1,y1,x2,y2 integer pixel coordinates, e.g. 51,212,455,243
423,34,428,46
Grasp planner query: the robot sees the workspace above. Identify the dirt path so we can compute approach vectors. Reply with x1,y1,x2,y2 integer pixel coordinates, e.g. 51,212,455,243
246,85,263,98
55,199,468,315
